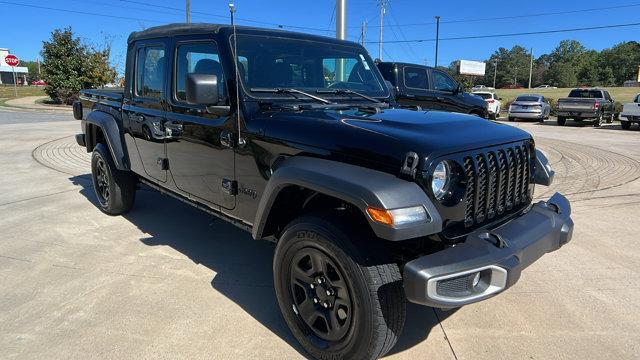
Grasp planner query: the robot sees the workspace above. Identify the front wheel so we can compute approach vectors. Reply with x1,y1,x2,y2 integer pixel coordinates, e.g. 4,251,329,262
557,116,566,126
274,216,405,360
91,143,136,215
621,121,631,130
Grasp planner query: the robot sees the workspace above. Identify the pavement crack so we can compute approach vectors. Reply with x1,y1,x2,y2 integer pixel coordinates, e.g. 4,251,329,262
433,308,459,360
0,254,31,262
0,188,80,208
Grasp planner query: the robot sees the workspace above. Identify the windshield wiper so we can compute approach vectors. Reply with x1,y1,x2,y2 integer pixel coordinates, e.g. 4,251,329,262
250,87,332,104
316,89,382,104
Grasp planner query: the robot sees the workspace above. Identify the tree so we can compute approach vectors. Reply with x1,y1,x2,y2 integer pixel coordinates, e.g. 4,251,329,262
41,27,117,104
599,41,640,85
546,62,577,88
487,46,531,87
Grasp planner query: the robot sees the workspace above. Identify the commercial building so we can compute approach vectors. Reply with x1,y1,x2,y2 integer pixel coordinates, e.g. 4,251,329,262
0,48,29,85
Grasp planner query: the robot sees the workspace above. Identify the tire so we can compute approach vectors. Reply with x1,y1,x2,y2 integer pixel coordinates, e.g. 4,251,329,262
538,116,545,123
508,117,515,122
489,113,497,120
142,125,152,141
91,143,136,215
274,215,405,360
593,112,602,127
621,121,631,130
606,112,614,124
557,116,566,126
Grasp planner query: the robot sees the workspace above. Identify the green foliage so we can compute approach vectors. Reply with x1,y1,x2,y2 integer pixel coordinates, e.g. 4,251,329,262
41,27,117,104
481,40,640,88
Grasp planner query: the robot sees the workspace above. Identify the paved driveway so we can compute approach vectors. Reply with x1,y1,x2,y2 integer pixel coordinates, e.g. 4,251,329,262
1,110,639,359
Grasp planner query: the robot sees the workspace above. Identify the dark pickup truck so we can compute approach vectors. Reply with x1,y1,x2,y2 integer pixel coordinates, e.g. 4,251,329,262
74,24,573,360
556,88,616,127
376,62,489,118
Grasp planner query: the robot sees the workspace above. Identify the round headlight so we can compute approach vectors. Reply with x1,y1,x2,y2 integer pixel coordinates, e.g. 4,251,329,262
431,161,450,200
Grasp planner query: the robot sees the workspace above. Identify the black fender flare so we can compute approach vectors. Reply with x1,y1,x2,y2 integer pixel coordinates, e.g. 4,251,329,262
252,156,443,241
84,110,129,171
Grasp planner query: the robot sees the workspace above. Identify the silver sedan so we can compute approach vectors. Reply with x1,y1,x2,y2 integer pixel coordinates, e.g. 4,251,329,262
508,94,552,122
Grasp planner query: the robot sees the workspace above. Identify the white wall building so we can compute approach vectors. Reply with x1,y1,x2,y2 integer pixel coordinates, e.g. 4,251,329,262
0,48,29,85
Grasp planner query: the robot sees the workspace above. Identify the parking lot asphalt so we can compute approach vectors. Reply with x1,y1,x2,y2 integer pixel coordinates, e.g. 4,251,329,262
1,109,639,359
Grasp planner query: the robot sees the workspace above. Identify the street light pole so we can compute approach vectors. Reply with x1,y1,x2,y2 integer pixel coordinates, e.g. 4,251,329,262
186,0,190,23
434,16,441,68
378,0,385,60
493,61,497,88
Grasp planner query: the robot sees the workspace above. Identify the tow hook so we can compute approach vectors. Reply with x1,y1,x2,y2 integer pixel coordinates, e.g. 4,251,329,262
479,232,508,248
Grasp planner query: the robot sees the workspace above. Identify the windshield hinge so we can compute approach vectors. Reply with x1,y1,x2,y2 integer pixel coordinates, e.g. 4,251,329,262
400,152,419,179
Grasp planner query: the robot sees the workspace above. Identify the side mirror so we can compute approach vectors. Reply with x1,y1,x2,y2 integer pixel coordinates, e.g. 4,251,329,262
498,97,503,101
186,73,219,105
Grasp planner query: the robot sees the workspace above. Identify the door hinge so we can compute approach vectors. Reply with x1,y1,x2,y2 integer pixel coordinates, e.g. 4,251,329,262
157,158,169,170
222,178,238,196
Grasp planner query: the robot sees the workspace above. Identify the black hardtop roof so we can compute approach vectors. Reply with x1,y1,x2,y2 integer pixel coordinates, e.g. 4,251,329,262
378,61,436,71
128,23,359,47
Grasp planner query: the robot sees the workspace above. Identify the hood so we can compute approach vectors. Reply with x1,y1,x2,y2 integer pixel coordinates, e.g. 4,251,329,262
262,107,532,172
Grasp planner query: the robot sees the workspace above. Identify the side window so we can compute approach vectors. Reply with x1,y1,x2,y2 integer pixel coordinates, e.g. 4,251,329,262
403,67,428,90
175,42,225,103
135,46,165,98
432,70,457,92
635,94,640,103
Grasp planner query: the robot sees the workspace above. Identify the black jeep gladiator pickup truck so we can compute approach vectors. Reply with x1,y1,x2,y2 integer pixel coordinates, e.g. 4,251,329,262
74,24,573,360
376,62,489,118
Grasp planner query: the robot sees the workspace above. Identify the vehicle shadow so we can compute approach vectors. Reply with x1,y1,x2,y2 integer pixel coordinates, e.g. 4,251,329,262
70,175,452,358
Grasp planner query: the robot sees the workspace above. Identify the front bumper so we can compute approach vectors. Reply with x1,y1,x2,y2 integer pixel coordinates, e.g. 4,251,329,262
403,192,573,308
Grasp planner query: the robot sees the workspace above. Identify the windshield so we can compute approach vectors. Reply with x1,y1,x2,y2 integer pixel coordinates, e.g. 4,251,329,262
568,90,603,98
516,96,540,102
475,93,493,100
233,34,387,99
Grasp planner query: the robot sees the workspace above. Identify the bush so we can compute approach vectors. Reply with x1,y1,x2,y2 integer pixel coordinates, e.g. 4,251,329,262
41,27,116,105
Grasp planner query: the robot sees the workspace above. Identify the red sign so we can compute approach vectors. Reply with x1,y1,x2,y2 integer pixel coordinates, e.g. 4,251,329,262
5,54,20,67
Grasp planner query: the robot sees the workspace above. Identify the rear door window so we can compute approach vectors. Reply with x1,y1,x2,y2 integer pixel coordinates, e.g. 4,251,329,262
135,46,165,98
403,67,429,90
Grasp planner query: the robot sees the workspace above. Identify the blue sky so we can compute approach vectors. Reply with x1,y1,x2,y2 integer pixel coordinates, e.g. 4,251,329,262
1,0,639,74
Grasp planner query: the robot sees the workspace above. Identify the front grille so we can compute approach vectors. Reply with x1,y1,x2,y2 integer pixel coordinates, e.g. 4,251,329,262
463,142,532,228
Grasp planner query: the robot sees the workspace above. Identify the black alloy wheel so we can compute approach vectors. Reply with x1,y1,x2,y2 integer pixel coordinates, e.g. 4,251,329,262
94,156,110,206
289,247,352,342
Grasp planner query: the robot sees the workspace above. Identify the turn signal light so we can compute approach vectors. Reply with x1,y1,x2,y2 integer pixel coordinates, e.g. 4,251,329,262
367,207,394,226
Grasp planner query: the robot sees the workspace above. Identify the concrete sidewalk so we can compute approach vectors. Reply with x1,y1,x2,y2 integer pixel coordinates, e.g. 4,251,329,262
2,96,72,113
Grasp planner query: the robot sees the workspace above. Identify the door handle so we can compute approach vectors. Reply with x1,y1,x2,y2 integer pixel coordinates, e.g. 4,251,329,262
436,96,444,101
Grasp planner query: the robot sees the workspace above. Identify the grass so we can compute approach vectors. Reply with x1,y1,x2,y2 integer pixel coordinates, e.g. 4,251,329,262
495,87,640,103
0,85,46,98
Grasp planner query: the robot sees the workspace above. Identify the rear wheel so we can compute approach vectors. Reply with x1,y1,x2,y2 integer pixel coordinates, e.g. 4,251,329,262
508,117,515,122
606,112,614,124
274,215,405,360
557,116,566,126
593,112,602,127
91,143,136,215
621,121,631,130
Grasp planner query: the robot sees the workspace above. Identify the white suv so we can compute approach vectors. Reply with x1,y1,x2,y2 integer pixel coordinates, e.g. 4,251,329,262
472,91,502,120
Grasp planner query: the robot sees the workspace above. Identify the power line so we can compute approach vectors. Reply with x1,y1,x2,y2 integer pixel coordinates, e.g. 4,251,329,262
365,22,640,43
0,1,166,23
351,3,640,28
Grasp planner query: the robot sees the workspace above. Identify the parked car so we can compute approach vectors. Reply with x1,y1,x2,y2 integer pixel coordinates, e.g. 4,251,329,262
30,80,46,86
556,88,615,127
471,84,495,91
376,62,489,118
508,94,551,122
620,93,640,130
73,24,572,360
472,91,502,119
535,85,557,89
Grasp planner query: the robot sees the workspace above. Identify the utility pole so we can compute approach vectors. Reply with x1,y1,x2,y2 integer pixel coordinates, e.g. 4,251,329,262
361,21,366,47
37,57,41,79
378,0,385,60
186,0,190,23
528,47,534,89
434,16,441,68
336,0,347,81
493,60,497,88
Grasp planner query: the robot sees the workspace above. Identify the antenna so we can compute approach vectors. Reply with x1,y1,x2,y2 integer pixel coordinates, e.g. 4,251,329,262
229,2,244,147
